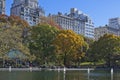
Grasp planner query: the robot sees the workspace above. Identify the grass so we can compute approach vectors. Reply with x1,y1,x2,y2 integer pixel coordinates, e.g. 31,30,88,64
80,62,105,66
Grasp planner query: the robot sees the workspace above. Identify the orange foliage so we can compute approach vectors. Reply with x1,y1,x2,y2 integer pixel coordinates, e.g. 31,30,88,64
8,15,29,27
0,14,29,28
39,16,62,30
0,14,8,23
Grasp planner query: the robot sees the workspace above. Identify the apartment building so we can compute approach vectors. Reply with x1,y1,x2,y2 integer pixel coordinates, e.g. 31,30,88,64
0,0,5,14
49,8,94,38
11,0,45,26
95,25,119,40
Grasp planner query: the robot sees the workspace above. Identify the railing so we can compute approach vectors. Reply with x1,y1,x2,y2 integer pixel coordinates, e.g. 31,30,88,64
0,67,116,80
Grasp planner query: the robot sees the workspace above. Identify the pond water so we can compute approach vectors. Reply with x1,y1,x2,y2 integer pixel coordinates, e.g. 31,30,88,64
0,69,120,80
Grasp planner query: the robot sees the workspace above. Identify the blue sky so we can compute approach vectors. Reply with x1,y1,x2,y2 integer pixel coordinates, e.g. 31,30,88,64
6,0,120,27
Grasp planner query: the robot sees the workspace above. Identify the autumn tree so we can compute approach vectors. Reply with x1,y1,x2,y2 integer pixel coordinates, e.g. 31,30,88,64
8,15,29,27
0,14,29,28
0,14,30,57
0,14,8,23
0,26,33,61
39,16,62,29
53,30,88,67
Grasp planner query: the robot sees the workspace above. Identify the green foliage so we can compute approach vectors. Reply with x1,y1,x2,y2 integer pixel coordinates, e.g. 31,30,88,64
1,14,120,68
29,24,58,65
88,34,120,67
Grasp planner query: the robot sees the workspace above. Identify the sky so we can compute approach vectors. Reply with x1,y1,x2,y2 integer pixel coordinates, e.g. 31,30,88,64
6,0,120,27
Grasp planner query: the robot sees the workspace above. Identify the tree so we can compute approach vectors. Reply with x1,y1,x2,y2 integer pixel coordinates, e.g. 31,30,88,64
82,37,94,62
87,41,100,66
29,24,58,65
8,15,29,27
89,34,120,67
53,30,88,67
0,14,29,28
38,16,62,29
0,14,8,23
0,25,32,60
0,14,30,57
0,14,34,67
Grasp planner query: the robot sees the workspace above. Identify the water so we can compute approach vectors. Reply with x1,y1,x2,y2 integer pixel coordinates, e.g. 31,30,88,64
0,69,120,80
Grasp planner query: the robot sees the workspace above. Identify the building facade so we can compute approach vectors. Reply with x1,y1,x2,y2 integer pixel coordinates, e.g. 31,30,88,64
11,0,45,26
0,0,5,14
95,25,119,40
95,17,120,40
95,26,108,40
109,17,120,29
49,8,94,38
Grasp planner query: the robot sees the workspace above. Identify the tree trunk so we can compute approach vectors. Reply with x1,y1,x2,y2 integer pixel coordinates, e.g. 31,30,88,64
64,53,67,67
3,59,5,68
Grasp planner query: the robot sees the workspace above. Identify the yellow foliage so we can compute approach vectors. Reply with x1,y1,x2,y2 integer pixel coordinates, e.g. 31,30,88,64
53,30,88,64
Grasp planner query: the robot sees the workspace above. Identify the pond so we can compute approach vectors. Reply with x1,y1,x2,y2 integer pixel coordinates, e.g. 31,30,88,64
0,69,120,80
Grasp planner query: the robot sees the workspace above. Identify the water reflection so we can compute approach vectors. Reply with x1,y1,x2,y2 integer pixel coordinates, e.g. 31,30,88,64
63,70,66,80
88,68,90,80
0,69,120,80
111,68,113,80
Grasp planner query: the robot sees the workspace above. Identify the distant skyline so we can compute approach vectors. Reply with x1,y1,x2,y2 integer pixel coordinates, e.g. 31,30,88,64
6,0,120,27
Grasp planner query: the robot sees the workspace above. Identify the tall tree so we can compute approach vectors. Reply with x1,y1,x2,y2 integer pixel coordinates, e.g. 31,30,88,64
29,24,58,65
89,34,120,67
0,25,31,59
53,30,88,66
